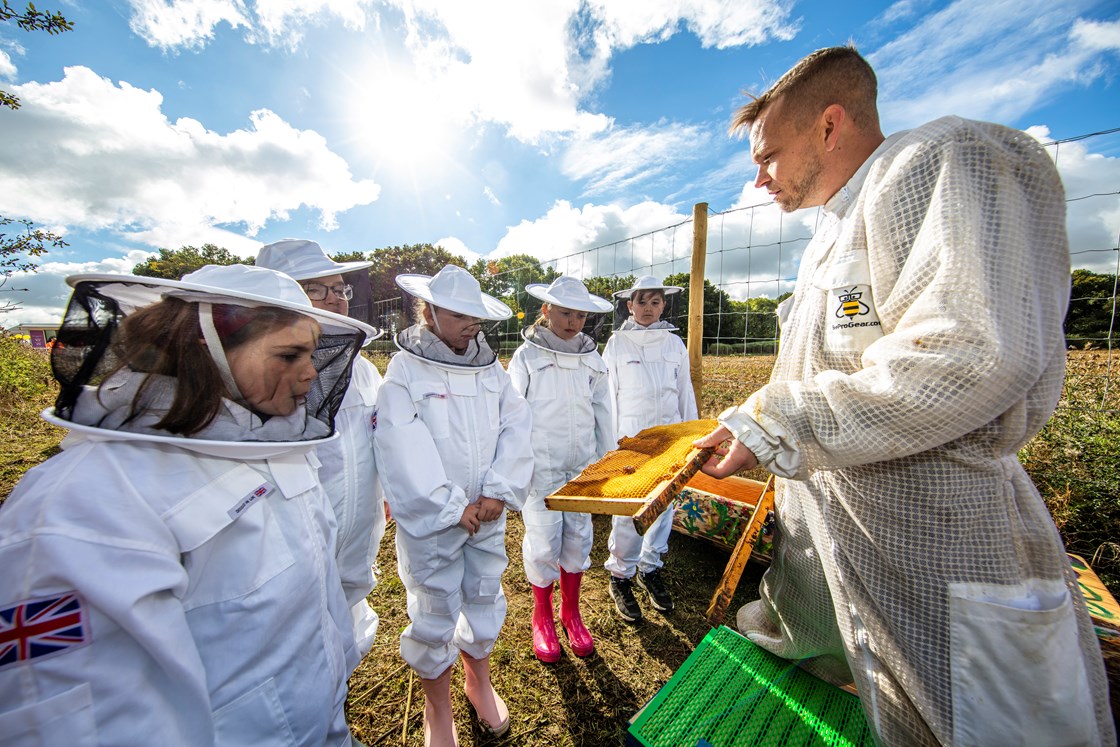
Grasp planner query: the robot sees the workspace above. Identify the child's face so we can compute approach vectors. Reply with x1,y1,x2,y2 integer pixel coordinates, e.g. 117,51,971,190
627,291,665,326
542,304,588,340
426,305,483,354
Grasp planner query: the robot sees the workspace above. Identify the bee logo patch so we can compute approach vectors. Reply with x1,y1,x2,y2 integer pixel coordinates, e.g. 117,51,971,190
826,284,882,352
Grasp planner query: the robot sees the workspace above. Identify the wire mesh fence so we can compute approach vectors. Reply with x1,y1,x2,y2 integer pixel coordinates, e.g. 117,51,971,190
368,127,1118,414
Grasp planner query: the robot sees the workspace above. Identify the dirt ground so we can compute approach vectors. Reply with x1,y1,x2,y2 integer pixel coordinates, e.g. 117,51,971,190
345,355,773,746
346,513,767,746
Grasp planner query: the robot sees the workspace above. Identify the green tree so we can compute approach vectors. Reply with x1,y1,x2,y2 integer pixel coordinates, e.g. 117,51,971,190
1,2,73,110
1066,269,1118,347
1,217,67,312
584,275,633,306
469,254,560,318
367,244,466,302
741,296,780,341
330,250,367,264
0,3,73,310
663,273,741,347
132,244,248,279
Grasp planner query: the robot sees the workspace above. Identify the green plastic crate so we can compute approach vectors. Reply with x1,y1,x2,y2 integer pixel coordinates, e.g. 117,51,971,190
628,626,874,747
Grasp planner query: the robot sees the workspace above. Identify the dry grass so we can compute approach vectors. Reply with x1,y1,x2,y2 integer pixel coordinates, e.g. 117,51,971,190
3,348,1117,743
347,353,772,746
347,516,765,746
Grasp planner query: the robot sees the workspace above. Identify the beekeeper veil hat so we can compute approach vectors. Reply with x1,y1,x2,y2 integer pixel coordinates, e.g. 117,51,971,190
50,264,375,439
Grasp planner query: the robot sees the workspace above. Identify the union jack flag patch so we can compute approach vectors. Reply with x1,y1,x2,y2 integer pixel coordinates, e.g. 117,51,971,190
0,592,90,670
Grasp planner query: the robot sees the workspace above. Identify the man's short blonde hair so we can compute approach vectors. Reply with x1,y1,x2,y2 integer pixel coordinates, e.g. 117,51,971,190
730,46,879,135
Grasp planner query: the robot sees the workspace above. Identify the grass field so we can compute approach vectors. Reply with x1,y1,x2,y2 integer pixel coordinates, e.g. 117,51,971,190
1,343,1117,744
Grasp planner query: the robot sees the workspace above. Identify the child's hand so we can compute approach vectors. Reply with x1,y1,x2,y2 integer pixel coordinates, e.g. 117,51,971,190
458,503,481,535
475,497,505,522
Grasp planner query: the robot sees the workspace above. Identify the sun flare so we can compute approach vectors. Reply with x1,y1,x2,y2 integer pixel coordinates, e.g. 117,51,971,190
342,59,462,178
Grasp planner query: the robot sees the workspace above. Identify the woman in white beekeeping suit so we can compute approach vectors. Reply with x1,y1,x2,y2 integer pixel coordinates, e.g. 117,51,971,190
507,276,614,663
602,275,698,622
0,264,375,746
374,265,532,746
257,238,387,657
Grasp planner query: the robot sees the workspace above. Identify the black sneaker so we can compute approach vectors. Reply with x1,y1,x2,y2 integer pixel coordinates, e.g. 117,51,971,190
609,576,643,622
636,569,674,612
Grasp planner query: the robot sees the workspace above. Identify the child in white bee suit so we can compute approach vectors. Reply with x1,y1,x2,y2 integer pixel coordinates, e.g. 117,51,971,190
507,276,615,662
374,265,533,746
0,265,375,746
257,238,387,658
603,275,698,622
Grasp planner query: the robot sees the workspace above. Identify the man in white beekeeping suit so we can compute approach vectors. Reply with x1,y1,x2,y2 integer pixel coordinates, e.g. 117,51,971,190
695,45,1115,746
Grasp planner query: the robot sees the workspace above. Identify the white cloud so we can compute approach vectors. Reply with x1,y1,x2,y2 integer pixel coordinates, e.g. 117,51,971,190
587,0,799,50
562,122,712,195
0,66,380,248
126,0,381,50
432,235,482,265
379,0,797,144
127,0,251,50
488,199,690,277
252,0,374,48
2,250,156,327
124,0,796,146
869,0,1119,130
1030,128,1120,275
0,46,18,80
1072,17,1120,51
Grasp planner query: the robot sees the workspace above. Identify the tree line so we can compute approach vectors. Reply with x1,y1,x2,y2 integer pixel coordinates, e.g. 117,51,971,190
130,244,1118,351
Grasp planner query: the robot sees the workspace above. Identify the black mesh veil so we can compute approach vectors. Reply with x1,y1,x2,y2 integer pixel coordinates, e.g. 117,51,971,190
50,279,364,440
580,311,611,343
52,282,126,421
304,331,363,432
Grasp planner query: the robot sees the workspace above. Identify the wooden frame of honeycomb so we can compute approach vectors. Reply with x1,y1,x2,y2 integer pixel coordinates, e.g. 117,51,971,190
545,419,718,535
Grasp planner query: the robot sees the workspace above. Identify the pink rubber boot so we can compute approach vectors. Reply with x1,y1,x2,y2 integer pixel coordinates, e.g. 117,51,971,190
531,583,561,663
559,569,595,657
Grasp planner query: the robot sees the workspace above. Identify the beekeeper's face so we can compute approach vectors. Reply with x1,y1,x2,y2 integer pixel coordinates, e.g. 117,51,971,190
301,273,349,316
749,95,826,212
227,317,320,416
627,290,665,326
543,304,588,340
426,305,483,354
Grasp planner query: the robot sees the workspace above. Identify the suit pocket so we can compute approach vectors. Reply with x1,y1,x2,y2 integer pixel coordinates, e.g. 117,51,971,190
409,380,451,440
0,684,98,747
948,580,1096,746
213,677,296,747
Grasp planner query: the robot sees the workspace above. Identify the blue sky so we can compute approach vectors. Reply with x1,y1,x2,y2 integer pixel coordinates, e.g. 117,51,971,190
2,0,1118,325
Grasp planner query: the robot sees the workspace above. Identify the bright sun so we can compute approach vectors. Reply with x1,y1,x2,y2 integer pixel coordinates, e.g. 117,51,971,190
342,59,462,179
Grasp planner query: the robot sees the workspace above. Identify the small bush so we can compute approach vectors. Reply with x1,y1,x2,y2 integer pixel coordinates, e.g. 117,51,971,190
0,335,53,400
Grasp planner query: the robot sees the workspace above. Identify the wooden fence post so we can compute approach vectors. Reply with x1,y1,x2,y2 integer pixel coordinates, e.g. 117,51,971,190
688,202,708,414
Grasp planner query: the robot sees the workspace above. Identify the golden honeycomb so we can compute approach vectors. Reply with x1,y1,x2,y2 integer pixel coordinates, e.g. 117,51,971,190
552,419,718,498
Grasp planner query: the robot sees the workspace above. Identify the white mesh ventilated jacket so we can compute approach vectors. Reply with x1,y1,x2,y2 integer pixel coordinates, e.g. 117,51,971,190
721,117,1114,746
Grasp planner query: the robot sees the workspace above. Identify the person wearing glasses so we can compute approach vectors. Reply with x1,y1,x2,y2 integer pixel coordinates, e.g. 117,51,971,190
257,239,388,662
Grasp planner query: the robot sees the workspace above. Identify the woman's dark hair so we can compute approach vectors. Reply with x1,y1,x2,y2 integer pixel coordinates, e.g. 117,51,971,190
112,298,306,435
